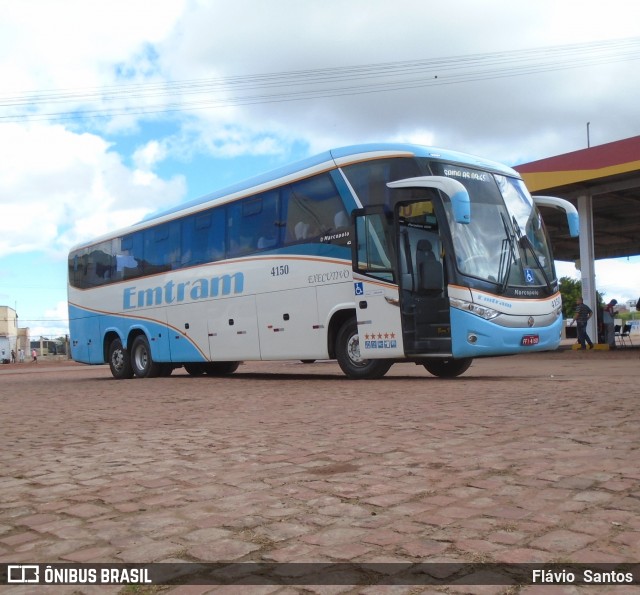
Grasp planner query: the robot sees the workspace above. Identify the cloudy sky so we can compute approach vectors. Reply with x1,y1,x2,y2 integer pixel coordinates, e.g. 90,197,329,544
1,0,640,339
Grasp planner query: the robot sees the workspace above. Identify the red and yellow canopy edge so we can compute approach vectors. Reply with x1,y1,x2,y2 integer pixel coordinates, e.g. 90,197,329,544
515,135,640,192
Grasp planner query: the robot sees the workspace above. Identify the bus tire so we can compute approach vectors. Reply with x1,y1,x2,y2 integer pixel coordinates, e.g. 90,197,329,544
184,363,206,376
130,335,161,378
159,364,174,377
335,318,392,379
205,361,240,376
108,337,133,380
423,357,472,378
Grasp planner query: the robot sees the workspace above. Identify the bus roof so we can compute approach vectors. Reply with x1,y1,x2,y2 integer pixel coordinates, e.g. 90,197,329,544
143,143,517,222
71,143,518,250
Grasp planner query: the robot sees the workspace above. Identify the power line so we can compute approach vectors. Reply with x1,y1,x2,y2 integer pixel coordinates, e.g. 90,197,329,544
1,36,640,123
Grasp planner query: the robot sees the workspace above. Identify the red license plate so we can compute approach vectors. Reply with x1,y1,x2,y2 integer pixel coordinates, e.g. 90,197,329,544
521,334,539,346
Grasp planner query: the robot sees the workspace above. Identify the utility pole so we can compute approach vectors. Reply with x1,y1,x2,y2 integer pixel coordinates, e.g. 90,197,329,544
587,122,591,148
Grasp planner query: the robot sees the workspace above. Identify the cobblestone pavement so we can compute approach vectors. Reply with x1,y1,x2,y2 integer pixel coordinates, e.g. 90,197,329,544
1,349,639,594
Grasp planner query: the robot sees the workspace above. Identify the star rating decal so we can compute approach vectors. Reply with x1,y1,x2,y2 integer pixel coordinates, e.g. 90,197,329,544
364,332,396,340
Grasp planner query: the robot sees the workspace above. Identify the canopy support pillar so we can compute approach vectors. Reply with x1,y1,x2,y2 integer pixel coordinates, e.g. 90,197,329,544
577,193,598,344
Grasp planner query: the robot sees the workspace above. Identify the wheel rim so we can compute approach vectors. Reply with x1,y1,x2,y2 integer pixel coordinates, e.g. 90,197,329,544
347,332,367,368
133,343,148,371
111,349,125,372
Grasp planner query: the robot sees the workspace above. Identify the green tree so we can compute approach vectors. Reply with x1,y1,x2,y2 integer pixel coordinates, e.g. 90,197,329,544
559,276,604,318
559,277,581,318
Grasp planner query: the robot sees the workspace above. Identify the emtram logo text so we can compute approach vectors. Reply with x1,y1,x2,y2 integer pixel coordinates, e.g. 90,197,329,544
123,272,244,310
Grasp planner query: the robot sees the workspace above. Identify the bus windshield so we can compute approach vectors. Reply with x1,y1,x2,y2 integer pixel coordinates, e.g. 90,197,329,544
495,174,555,285
340,156,557,292
432,164,556,291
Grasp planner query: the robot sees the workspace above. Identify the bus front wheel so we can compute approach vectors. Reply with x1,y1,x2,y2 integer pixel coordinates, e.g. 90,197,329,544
184,363,206,376
130,335,162,378
158,364,174,376
205,361,240,376
108,338,133,380
335,319,392,379
423,357,472,378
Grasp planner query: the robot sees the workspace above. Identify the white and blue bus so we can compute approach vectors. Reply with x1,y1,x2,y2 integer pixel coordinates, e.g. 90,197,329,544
68,143,578,380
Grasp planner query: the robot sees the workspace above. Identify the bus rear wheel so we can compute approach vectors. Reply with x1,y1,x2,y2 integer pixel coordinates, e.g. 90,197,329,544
108,338,133,379
130,335,162,378
423,357,472,378
335,318,392,379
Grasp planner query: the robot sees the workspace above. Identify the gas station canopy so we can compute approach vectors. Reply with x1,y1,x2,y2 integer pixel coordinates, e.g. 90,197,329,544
515,135,640,262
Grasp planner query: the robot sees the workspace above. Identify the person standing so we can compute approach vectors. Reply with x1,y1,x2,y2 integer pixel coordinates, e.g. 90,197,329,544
31,348,38,363
603,299,618,349
571,297,594,350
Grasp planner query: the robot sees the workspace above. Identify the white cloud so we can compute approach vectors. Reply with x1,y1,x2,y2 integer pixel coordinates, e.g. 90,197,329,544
28,300,70,341
1,0,186,93
133,140,167,170
4,0,640,164
556,258,640,304
173,123,292,160
0,123,186,256
143,0,640,163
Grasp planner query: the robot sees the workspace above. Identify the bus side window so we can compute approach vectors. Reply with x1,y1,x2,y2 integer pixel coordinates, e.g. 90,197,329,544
283,172,350,246
255,190,281,251
283,187,320,242
341,157,423,207
68,253,79,287
90,242,114,284
181,208,225,267
354,213,395,282
115,233,143,281
68,241,115,289
143,221,181,274
68,250,88,288
228,191,280,258
142,224,174,275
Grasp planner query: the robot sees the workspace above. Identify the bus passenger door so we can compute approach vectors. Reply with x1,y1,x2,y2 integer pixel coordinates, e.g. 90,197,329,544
396,200,451,356
352,208,405,359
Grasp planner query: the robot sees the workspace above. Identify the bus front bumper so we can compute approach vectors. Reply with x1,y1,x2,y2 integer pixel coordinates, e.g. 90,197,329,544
450,307,563,359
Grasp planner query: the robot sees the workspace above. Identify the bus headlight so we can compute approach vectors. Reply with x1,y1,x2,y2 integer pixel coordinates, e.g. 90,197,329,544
450,297,500,320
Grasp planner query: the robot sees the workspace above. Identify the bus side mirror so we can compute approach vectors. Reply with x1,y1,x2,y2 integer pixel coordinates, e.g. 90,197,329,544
532,195,579,237
387,176,471,224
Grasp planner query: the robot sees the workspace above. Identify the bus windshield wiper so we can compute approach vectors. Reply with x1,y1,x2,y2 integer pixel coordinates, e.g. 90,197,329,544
512,216,553,293
497,213,517,294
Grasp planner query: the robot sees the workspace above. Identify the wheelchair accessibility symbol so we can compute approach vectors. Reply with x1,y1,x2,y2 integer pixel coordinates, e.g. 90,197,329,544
354,282,364,296
524,268,535,284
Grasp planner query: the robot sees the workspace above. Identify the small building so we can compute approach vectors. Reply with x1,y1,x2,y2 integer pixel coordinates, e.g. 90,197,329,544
30,339,62,357
0,306,30,363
